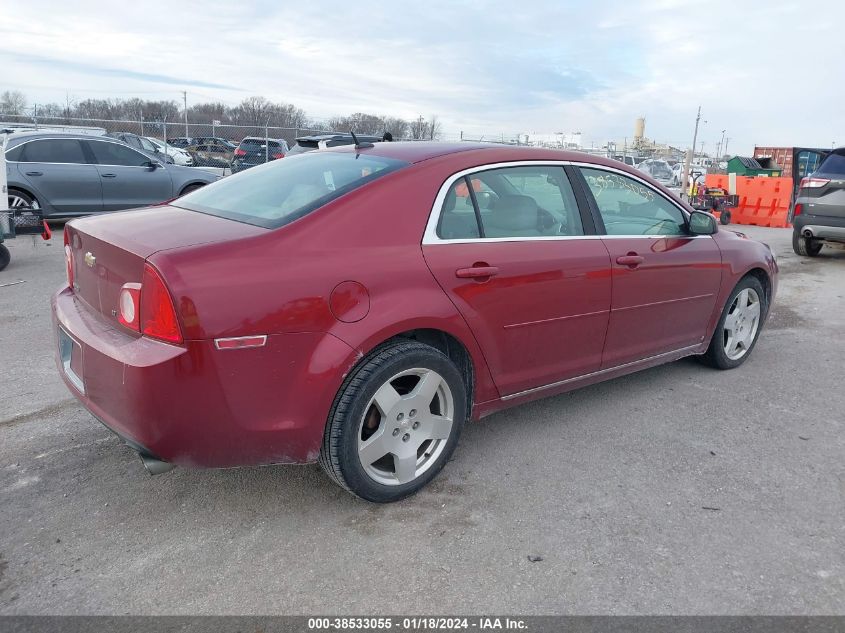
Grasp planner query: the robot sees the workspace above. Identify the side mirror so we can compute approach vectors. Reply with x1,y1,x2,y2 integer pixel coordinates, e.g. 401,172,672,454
147,160,163,170
688,210,718,235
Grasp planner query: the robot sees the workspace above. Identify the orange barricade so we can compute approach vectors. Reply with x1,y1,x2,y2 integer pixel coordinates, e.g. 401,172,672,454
703,174,793,228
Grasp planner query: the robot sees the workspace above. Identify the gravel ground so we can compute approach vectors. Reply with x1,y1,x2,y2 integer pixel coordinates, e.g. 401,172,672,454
0,225,843,614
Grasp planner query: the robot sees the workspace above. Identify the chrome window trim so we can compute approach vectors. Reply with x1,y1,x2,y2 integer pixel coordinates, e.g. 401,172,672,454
4,136,157,168
423,159,707,245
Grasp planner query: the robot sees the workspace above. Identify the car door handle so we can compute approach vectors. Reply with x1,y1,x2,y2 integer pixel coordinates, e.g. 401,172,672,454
101,173,117,178
25,171,43,176
455,265,499,279
616,254,644,267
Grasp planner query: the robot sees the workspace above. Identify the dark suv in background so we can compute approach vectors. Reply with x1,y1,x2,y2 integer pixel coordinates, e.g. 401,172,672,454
791,148,845,256
230,137,289,173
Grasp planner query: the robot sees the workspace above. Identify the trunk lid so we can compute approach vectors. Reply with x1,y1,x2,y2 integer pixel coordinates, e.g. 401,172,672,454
66,205,266,321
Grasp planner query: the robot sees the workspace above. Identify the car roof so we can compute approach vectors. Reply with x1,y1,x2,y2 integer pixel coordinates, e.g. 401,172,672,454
323,141,631,167
240,136,285,142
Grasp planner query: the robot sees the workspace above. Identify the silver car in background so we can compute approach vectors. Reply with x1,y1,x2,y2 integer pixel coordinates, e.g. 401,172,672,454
4,131,217,217
638,159,674,186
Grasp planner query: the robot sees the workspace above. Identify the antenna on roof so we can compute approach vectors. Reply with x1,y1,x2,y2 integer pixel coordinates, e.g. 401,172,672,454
349,130,374,150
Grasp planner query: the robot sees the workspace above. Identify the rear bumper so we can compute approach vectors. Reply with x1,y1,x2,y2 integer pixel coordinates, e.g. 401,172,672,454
793,213,845,241
52,287,359,468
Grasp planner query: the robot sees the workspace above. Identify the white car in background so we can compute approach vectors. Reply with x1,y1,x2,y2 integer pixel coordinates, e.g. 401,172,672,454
146,137,194,166
671,163,708,187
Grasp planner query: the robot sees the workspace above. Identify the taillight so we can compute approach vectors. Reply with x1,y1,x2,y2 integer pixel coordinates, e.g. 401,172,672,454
800,177,830,189
234,148,246,157
271,152,285,159
63,227,74,289
793,203,803,217
118,283,141,330
140,263,183,343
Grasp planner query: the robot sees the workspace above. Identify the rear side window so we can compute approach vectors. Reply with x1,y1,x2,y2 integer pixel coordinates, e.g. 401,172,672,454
437,165,584,239
16,139,87,164
817,152,845,176
87,140,150,167
174,151,408,228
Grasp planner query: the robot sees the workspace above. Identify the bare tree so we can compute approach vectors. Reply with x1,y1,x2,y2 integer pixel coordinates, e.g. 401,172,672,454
427,115,442,140
0,90,27,115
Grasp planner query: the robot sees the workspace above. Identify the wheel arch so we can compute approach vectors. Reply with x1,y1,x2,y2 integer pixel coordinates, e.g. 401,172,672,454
178,181,208,196
335,319,500,419
7,185,39,205
741,267,772,310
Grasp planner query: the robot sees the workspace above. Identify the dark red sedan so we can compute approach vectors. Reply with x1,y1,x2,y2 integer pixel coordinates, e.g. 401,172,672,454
53,142,778,502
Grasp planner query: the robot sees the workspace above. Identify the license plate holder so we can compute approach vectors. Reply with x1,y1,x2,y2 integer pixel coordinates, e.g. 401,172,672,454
58,326,85,394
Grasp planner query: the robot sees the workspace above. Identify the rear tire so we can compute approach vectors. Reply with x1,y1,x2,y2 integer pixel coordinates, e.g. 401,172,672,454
793,231,823,256
0,244,10,271
8,189,38,210
699,276,767,370
319,340,467,503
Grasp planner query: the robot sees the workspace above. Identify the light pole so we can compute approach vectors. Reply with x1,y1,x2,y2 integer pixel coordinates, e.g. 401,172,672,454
717,129,726,161
182,91,188,137
682,106,702,199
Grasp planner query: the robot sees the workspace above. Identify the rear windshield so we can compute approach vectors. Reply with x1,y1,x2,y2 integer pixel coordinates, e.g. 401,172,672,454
239,139,283,150
818,152,845,176
174,151,408,228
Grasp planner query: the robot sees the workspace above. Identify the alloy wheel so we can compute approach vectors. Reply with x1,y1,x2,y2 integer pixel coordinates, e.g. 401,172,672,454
8,194,38,209
357,368,454,486
723,288,761,360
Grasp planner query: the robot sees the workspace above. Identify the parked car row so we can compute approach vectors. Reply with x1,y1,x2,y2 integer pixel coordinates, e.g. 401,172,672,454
107,132,194,166
3,131,218,217
165,133,384,169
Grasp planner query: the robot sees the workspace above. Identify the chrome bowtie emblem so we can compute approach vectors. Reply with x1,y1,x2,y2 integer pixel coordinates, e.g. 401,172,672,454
84,252,96,268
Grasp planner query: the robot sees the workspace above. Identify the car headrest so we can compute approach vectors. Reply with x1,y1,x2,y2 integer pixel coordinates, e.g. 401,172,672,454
489,195,539,230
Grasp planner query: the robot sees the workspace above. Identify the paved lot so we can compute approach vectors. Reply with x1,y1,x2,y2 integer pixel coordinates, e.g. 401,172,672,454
1,225,843,614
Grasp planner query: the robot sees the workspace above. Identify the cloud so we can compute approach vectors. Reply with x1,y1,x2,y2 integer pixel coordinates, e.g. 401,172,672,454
1,52,240,91
1,0,843,153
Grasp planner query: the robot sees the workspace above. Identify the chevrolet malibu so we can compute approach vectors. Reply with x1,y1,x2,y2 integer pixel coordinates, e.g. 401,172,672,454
53,142,778,502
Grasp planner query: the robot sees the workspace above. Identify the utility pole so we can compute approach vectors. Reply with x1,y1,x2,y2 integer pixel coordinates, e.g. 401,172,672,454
681,106,702,199
717,129,726,162
183,91,188,137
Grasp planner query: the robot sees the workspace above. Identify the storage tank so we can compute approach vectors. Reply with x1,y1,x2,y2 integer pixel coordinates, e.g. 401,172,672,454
634,117,646,141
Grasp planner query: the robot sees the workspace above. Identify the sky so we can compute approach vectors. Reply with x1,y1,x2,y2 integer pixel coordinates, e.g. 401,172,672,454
0,0,841,155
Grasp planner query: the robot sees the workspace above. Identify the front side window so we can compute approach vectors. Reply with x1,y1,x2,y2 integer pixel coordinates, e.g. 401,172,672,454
17,139,87,164
580,167,687,236
437,165,584,239
174,151,407,228
87,140,150,167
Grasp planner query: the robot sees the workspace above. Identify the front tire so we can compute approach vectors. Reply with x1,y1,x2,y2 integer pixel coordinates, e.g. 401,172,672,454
0,244,10,271
792,231,822,256
319,340,467,502
719,210,731,225
699,276,767,369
